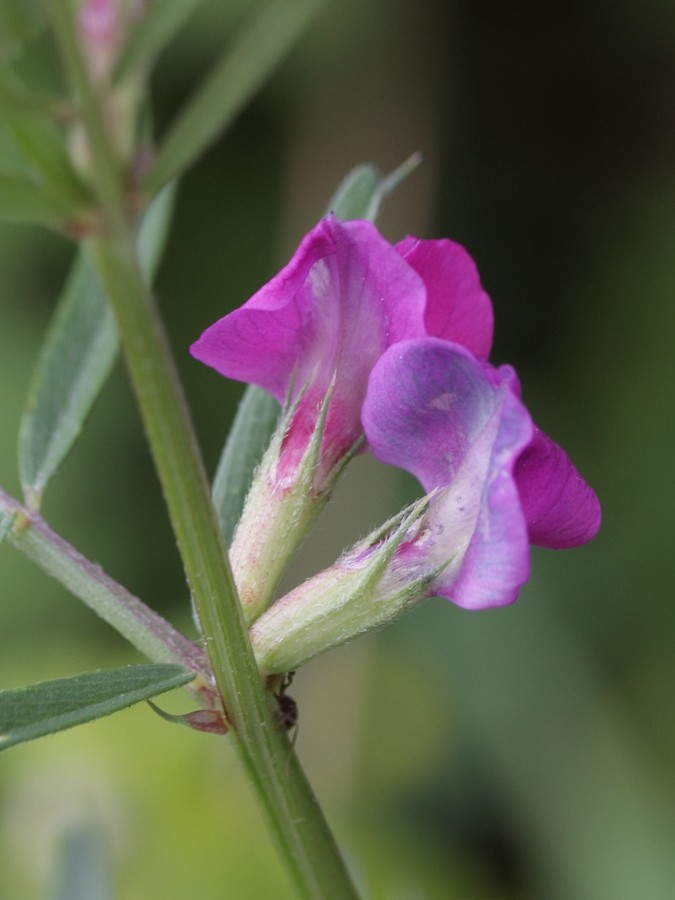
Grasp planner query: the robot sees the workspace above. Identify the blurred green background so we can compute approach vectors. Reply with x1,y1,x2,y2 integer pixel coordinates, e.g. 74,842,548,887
2,1,675,897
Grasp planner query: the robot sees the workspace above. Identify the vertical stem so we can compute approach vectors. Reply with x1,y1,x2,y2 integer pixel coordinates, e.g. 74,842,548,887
48,4,358,897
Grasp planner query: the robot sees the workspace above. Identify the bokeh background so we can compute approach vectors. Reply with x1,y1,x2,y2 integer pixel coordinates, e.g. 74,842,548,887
2,1,675,897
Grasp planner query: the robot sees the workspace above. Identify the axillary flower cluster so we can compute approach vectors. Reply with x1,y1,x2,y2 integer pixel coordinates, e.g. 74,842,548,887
191,215,601,675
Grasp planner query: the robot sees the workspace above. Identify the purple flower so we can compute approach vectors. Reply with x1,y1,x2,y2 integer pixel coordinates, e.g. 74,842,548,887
362,338,601,609
191,216,491,490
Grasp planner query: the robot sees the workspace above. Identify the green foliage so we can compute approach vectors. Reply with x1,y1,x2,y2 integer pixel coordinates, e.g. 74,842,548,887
0,83,87,226
0,66,58,115
144,0,328,196
17,253,116,506
18,183,176,508
0,171,80,226
0,664,193,751
326,154,422,222
0,0,45,61
135,180,177,275
113,0,209,82
3,115,89,208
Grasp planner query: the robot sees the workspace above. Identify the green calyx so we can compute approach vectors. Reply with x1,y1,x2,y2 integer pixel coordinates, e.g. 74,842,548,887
249,495,445,674
231,381,354,624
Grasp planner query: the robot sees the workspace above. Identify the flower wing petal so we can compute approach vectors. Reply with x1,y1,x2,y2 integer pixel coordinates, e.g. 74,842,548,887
363,338,533,609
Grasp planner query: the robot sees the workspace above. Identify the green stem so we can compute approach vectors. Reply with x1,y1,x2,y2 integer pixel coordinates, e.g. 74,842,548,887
87,235,358,900
48,5,358,896
0,486,213,699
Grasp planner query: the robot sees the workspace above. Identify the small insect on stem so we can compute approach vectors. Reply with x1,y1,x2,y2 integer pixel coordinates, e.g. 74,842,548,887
271,670,298,735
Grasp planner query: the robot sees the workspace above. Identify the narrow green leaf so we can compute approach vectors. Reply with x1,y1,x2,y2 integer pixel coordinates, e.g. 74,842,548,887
326,153,422,222
0,172,79,225
4,115,90,208
18,254,116,505
0,664,193,751
1,485,211,676
144,0,327,196
212,386,280,545
326,165,380,220
136,180,177,276
18,183,176,507
113,0,207,83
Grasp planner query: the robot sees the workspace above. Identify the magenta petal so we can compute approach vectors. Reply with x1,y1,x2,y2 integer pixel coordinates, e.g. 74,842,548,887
191,216,426,400
191,216,426,472
363,338,534,609
396,237,494,359
514,427,601,548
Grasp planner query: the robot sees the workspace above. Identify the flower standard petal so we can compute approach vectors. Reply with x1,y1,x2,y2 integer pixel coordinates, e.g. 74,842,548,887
191,215,427,482
396,237,494,359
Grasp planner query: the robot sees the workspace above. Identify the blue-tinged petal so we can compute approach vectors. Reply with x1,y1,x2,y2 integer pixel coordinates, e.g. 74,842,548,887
363,338,534,609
